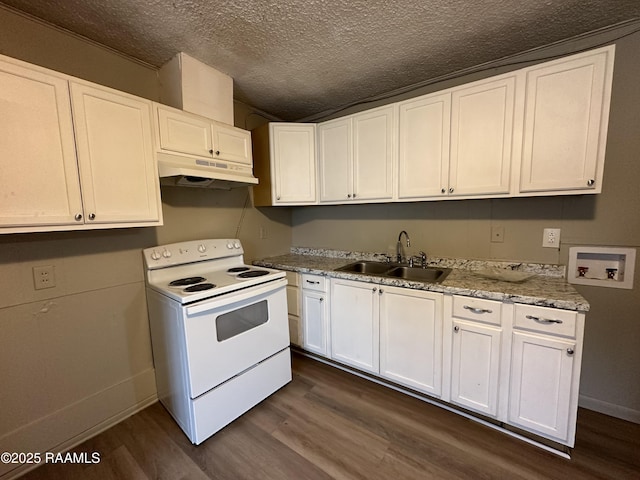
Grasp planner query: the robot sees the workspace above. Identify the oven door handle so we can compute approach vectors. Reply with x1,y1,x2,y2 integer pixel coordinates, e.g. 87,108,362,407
185,278,287,316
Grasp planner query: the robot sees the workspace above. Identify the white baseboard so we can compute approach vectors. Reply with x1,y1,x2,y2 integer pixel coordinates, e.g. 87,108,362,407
579,394,640,424
0,369,157,480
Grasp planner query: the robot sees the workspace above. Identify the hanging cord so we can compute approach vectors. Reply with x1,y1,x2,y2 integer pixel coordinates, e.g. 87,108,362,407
235,190,250,239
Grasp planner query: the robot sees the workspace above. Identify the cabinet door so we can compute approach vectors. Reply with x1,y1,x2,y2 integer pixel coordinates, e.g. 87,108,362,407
0,59,83,229
71,83,161,224
156,105,213,158
379,286,443,396
318,117,353,202
398,92,451,199
212,122,252,166
330,279,379,373
302,290,329,356
519,47,613,193
353,105,395,201
450,320,502,417
270,123,317,204
450,76,515,196
509,331,575,442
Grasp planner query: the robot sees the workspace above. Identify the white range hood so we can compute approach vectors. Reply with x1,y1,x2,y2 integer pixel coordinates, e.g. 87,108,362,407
157,152,258,189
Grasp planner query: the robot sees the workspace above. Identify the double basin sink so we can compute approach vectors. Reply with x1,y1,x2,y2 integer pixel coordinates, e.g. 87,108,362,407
335,260,451,283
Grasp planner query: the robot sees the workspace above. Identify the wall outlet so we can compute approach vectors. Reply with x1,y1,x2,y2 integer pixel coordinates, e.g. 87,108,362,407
33,265,56,290
259,226,268,240
542,228,561,248
491,226,505,243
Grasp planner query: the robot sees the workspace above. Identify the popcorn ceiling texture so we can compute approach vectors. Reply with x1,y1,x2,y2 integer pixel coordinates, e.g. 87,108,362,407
2,0,638,121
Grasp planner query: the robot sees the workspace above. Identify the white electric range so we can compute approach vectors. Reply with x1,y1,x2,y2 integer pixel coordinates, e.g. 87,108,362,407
143,238,291,444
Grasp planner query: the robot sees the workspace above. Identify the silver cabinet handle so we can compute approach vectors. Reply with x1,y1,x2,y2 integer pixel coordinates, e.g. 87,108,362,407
209,149,214,155
372,287,377,293
587,179,595,186
567,348,574,355
449,187,454,193
526,315,563,324
88,213,96,220
379,288,384,294
454,325,459,332
319,297,324,302
276,195,281,200
347,194,351,198
215,150,220,155
463,305,492,314
441,188,446,194
353,193,357,198
75,213,83,221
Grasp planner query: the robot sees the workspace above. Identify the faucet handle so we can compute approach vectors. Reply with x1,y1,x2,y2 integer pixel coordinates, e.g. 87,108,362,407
419,251,427,268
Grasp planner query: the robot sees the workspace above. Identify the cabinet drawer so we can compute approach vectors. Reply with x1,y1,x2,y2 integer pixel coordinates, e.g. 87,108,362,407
285,271,299,287
514,304,577,338
452,296,502,326
301,274,326,292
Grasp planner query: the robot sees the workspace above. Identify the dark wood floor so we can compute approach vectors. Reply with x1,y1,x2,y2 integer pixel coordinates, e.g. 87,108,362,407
21,352,640,479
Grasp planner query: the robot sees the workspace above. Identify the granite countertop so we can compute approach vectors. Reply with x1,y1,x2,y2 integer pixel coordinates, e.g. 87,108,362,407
254,248,590,312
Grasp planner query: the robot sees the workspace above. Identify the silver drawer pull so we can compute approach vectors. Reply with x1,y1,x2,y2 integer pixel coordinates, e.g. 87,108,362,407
526,315,563,324
463,305,493,314
306,280,320,284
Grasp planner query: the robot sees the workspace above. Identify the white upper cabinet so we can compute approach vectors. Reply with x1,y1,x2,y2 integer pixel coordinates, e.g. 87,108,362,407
253,46,614,206
398,92,451,199
155,104,252,165
0,55,162,233
252,123,317,206
318,117,352,202
0,58,83,230
317,105,395,203
213,122,253,166
352,105,395,201
156,105,213,157
70,82,161,225
518,46,615,194
449,75,516,196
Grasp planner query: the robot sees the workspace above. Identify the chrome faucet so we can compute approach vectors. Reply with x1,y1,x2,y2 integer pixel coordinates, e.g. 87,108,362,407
397,230,410,263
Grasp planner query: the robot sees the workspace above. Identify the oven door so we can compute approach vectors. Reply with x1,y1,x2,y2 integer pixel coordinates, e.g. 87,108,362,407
182,278,289,398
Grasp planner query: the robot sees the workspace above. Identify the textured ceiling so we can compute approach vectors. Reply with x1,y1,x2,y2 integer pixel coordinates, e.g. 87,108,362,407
2,0,639,121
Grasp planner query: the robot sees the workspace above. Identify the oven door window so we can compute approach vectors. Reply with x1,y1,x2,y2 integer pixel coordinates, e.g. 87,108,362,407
216,300,269,341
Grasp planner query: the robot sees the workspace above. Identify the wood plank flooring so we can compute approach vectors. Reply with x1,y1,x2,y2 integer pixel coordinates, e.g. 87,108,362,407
20,352,640,479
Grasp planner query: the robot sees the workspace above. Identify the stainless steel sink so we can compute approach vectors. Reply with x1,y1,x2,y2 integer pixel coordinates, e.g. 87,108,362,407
335,261,451,283
385,266,451,283
335,261,392,275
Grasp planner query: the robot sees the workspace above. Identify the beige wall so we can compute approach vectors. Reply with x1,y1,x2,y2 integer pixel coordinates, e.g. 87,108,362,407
0,6,292,477
292,24,640,420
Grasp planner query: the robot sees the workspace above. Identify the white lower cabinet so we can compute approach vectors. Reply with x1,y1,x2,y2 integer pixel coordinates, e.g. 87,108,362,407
379,286,443,396
301,274,330,356
448,295,504,417
508,304,584,446
330,278,380,374
299,275,586,448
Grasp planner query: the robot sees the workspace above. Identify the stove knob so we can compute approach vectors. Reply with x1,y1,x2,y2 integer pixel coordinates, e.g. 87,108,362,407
162,249,172,258
198,244,207,253
234,241,241,249
150,250,161,261
227,242,234,249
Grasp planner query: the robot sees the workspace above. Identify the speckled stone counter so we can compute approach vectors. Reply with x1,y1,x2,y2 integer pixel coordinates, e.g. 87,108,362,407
254,248,590,312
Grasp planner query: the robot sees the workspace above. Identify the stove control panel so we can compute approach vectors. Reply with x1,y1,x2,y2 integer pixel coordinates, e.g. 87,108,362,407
143,239,244,269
